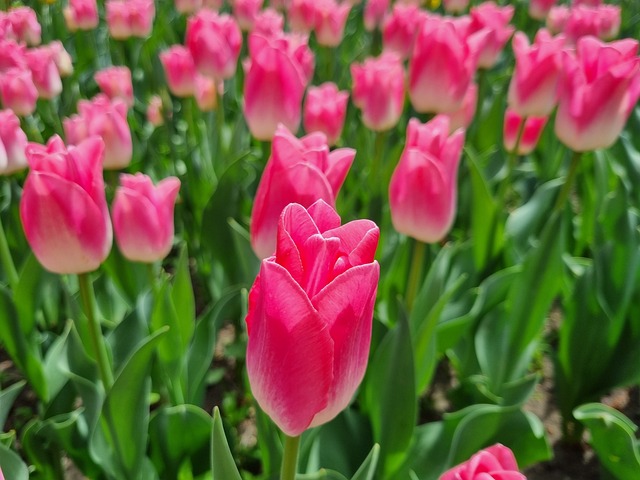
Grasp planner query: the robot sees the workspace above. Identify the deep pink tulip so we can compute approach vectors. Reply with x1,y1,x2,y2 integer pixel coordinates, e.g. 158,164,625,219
63,0,99,31
288,0,316,33
186,11,242,80
20,136,112,274
363,0,389,32
440,444,525,480
65,94,133,169
382,5,427,60
528,0,556,21
7,7,41,46
467,2,515,69
351,52,405,132
503,108,547,155
564,5,621,44
443,0,469,14
555,37,640,152
408,16,483,114
243,33,313,140
106,1,131,39
146,95,164,127
573,0,601,6
160,46,197,98
250,124,355,258
233,0,264,31
313,0,352,48
0,109,28,175
25,47,62,99
0,39,27,73
112,173,180,263
253,8,285,38
389,115,464,243
246,199,380,436
303,82,349,146
94,66,134,108
507,29,565,117
105,0,154,39
0,68,38,116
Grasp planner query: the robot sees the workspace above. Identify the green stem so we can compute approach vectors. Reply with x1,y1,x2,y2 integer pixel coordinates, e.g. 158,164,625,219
497,115,527,204
215,84,225,155
78,273,114,390
371,130,387,193
553,151,582,214
280,434,301,480
0,214,19,290
406,240,427,311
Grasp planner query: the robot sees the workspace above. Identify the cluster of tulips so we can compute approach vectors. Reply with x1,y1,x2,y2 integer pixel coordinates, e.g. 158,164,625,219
1,0,640,479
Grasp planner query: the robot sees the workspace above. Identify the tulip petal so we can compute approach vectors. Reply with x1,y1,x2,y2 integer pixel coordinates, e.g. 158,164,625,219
307,199,341,232
323,219,379,266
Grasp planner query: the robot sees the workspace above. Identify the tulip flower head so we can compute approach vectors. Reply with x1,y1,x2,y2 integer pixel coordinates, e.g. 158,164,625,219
112,173,181,263
389,115,464,243
443,0,469,14
0,67,38,116
313,0,352,48
246,199,380,436
382,4,427,60
64,0,99,31
364,0,389,32
303,82,349,146
440,444,525,480
467,2,515,69
528,0,557,21
160,45,197,98
7,7,41,46
0,109,28,175
20,136,113,274
94,66,134,108
250,124,355,258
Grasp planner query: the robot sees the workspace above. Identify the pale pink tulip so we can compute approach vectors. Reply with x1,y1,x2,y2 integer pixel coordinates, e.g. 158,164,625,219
105,1,131,39
112,173,181,263
546,5,569,35
440,444,525,480
194,74,220,111
0,109,28,175
105,0,154,39
528,0,557,21
443,0,469,14
303,82,348,146
25,47,62,99
175,0,203,15
253,8,285,37
63,0,99,31
160,46,197,98
503,108,548,155
94,66,134,108
20,136,112,274
313,0,352,48
363,0,389,32
7,7,41,46
0,68,38,116
389,115,464,243
448,83,477,132
250,124,355,258
46,41,74,78
146,95,164,127
246,200,379,436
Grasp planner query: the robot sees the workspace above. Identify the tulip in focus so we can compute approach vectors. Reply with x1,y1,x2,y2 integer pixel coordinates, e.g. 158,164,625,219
243,33,314,140
0,109,28,175
351,52,405,131
20,136,112,274
0,68,38,116
389,115,464,243
439,444,525,480
303,82,349,146
507,29,564,118
246,199,380,436
64,0,99,31
504,108,548,155
95,66,134,108
554,37,640,152
313,0,352,48
186,11,243,80
528,0,556,21
160,46,197,97
112,173,181,263
250,124,355,258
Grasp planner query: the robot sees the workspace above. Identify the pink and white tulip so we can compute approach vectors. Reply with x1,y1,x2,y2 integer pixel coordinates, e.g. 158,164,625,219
160,46,197,97
303,82,349,146
94,66,134,108
313,0,352,48
64,0,99,31
503,108,548,155
0,68,38,116
467,2,515,69
0,109,28,175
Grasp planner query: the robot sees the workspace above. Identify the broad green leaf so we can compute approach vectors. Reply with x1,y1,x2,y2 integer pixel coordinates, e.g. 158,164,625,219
574,403,640,479
0,381,25,429
0,443,29,480
211,406,242,480
170,244,196,351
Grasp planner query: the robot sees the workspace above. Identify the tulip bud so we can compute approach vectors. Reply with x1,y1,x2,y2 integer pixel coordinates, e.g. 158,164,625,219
112,173,181,263
246,199,380,437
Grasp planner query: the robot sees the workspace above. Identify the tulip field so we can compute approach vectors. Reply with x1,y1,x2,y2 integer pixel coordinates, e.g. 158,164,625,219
2,0,640,478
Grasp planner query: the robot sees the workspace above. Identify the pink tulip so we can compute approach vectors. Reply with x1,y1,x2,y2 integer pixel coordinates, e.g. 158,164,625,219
25,47,63,100
546,6,569,35
382,5,427,60
112,173,180,263
448,83,477,132
363,0,388,32
160,46,197,98
564,5,621,44
146,95,164,127
0,68,38,116
253,8,285,38
467,2,515,69
105,0,155,39
528,0,556,21
202,0,224,9
106,1,131,39
175,0,203,15
46,41,74,78
7,7,41,46
440,444,525,480
0,39,27,72
313,0,352,48
186,11,242,80
246,199,380,436
507,29,565,117
443,0,469,14
243,33,313,140
389,115,464,243
63,0,99,31
250,124,355,258
555,37,640,152
303,82,349,146
233,0,264,31
408,16,482,114
288,0,316,33
94,66,134,108
503,108,547,155
573,0,601,6
65,94,133,169
0,109,28,175
20,136,112,274
194,74,220,111
351,52,405,131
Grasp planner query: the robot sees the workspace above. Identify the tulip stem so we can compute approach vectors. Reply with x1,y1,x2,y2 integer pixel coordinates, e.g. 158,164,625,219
497,116,527,205
280,434,301,480
0,214,19,290
553,150,582,214
406,240,428,311
78,273,114,390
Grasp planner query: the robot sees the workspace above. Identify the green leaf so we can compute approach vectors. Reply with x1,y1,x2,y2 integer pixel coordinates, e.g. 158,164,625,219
297,471,348,480
350,444,380,480
13,253,45,334
0,443,29,480
211,406,242,480
170,244,196,351
0,381,25,430
574,403,640,479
